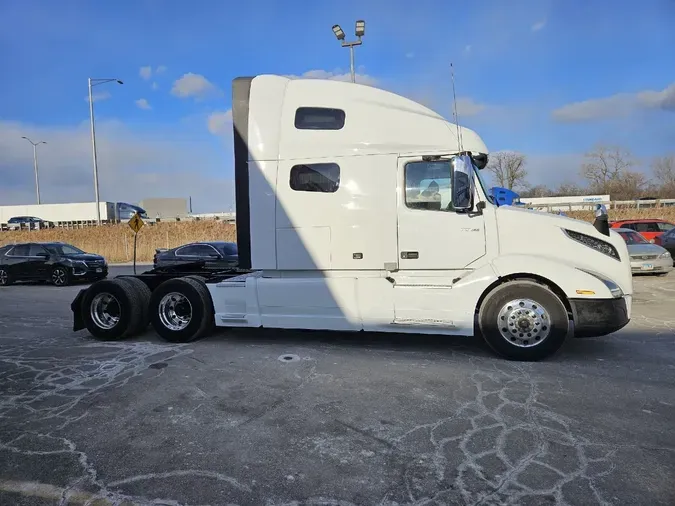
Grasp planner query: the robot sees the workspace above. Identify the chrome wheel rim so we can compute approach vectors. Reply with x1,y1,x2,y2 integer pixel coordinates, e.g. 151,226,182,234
497,298,551,348
90,292,120,329
0,270,7,285
52,268,67,285
158,292,192,331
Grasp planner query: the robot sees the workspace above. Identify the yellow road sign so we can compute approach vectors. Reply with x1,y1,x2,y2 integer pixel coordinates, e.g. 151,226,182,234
128,212,145,234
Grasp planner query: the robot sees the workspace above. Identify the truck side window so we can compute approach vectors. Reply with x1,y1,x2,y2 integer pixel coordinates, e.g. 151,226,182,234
290,163,340,193
405,161,452,211
294,107,345,130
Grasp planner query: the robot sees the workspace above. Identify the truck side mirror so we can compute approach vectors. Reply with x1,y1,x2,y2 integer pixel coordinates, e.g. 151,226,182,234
593,204,610,236
451,154,474,211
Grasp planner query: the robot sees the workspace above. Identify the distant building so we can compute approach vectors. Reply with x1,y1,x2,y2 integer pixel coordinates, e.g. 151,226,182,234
139,198,189,220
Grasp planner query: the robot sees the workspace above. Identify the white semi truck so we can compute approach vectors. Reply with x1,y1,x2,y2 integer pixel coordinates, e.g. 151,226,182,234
70,75,632,361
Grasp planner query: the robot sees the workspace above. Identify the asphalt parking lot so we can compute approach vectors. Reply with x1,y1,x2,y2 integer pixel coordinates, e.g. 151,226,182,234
1,267,674,506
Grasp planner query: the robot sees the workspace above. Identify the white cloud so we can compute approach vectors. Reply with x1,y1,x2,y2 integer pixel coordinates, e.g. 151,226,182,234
455,97,487,117
552,82,675,122
139,66,153,80
285,68,378,87
531,20,546,31
140,65,167,81
135,98,151,110
405,52,415,59
152,82,159,91
637,83,675,110
84,91,111,104
207,110,232,135
171,73,219,100
0,119,234,213
464,45,472,54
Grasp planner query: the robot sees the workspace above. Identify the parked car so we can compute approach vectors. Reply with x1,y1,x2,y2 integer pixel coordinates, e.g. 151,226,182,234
153,241,238,270
6,216,55,230
655,227,675,265
610,219,674,243
615,228,672,276
0,242,107,286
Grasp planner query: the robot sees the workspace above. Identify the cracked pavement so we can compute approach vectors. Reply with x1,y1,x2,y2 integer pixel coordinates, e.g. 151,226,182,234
0,268,674,505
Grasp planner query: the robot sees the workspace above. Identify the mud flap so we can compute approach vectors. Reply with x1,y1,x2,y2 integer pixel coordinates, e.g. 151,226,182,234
71,288,86,331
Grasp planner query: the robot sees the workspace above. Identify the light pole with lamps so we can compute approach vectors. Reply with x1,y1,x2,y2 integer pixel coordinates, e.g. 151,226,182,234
88,77,123,225
331,20,366,83
21,136,47,205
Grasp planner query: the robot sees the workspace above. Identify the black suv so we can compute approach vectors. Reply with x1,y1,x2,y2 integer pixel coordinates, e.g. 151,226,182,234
0,242,108,286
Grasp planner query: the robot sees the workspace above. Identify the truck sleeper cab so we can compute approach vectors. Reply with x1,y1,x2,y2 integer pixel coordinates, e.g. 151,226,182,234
71,75,632,361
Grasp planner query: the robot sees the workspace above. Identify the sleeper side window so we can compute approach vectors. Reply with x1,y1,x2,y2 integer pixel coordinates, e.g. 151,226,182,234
405,161,453,212
294,107,345,130
290,163,340,193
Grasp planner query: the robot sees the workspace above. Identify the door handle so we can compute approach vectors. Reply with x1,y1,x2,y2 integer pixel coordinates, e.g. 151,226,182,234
401,251,419,259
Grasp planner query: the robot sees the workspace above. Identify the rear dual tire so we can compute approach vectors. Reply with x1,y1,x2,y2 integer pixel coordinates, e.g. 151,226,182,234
149,277,214,343
80,275,213,343
81,277,151,340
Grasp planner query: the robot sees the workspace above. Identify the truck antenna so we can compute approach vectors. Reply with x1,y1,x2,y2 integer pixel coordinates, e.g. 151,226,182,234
450,63,464,153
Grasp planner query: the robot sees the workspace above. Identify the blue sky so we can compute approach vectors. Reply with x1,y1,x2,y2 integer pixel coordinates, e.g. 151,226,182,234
1,0,673,211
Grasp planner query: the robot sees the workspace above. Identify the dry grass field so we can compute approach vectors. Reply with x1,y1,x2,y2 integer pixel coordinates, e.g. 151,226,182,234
0,221,237,263
1,207,673,263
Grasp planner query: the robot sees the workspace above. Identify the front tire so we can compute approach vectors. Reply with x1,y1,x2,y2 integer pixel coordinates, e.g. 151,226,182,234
149,277,214,343
51,266,71,287
478,280,569,361
0,267,13,286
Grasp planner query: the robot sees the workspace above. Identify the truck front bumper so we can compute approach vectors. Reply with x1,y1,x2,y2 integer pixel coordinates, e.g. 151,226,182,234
570,296,630,338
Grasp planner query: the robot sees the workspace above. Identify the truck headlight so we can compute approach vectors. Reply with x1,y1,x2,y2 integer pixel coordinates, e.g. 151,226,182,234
577,269,624,298
563,229,620,260
602,278,623,298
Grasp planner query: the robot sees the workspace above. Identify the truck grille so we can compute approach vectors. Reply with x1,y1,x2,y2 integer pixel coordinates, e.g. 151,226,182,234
630,254,657,261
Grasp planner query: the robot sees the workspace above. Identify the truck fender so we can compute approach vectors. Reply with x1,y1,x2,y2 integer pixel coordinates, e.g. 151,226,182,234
489,254,618,300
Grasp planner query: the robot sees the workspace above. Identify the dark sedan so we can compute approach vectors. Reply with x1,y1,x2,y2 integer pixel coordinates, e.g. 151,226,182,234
0,242,108,287
153,241,238,271
657,227,675,265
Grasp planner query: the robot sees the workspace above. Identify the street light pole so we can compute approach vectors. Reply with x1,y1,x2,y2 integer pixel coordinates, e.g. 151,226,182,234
88,77,123,225
21,136,46,204
332,20,366,83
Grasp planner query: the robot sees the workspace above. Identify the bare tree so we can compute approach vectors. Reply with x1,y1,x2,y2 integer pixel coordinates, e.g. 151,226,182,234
580,144,634,194
610,170,648,201
487,151,528,190
652,155,675,195
552,182,586,196
519,185,551,198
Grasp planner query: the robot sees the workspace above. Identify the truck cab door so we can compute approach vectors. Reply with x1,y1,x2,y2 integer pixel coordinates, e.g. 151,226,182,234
397,156,487,271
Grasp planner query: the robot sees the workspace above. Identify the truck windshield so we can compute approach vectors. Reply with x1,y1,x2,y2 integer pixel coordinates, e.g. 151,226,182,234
473,165,495,205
